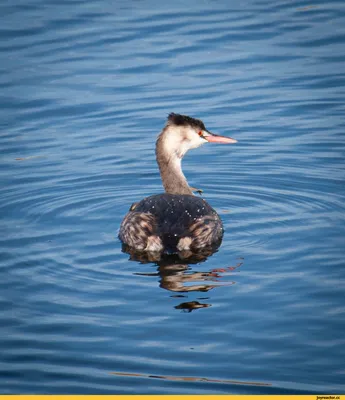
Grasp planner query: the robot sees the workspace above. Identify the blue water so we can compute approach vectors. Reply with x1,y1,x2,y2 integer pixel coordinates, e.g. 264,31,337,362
1,0,345,394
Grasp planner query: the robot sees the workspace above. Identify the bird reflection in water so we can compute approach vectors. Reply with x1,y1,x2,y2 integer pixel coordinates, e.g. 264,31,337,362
121,243,243,312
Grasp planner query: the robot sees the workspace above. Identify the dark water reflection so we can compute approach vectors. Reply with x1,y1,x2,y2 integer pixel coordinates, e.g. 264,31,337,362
126,247,240,305
1,0,345,395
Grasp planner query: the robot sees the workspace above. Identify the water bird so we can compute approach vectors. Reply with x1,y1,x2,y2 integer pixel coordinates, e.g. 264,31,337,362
119,113,237,254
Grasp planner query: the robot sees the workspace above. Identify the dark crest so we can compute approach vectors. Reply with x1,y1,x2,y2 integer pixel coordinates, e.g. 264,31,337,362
168,113,206,130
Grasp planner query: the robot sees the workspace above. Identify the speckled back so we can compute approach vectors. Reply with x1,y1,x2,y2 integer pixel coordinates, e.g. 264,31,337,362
134,193,223,247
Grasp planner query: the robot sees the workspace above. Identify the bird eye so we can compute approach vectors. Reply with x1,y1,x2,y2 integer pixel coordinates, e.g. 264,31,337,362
198,131,203,137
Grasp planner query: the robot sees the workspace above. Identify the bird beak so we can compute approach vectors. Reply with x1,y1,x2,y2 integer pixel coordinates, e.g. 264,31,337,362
204,131,237,144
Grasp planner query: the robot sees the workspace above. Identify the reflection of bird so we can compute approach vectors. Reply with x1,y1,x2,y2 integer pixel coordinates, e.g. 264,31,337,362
129,251,241,312
175,301,211,312
157,263,218,293
119,113,237,254
132,256,220,293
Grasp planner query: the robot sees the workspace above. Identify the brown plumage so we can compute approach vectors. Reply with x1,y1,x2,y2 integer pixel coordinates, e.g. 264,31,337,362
119,113,237,254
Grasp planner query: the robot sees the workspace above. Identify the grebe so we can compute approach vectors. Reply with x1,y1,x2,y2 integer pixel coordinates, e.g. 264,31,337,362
119,113,237,253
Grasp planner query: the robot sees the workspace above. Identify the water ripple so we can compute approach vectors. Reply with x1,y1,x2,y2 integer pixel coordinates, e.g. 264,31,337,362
1,0,345,394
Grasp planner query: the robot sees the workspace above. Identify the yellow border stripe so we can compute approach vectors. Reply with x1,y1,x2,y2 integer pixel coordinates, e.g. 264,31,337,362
0,396,342,399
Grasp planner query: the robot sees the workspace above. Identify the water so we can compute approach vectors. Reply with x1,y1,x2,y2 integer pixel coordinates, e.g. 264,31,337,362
1,0,345,394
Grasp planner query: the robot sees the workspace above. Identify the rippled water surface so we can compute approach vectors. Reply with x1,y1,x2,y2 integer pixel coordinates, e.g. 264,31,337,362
1,0,345,394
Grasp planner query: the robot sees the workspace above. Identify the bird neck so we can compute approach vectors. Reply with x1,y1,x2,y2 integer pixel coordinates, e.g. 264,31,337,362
156,128,193,195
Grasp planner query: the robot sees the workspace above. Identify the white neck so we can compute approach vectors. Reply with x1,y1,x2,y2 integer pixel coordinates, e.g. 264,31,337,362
156,126,193,195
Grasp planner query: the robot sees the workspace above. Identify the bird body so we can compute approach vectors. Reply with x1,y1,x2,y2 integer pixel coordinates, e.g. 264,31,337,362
120,193,223,252
119,113,237,254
